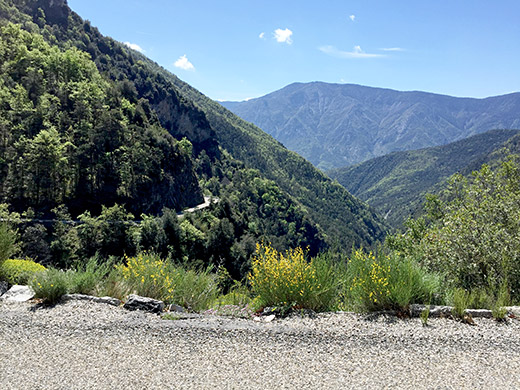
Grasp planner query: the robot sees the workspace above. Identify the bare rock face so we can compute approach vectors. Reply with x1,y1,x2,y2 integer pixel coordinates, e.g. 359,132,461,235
0,285,35,302
123,294,164,314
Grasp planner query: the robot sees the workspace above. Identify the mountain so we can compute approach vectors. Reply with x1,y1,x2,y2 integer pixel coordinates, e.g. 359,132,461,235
221,82,520,170
0,0,386,269
328,129,520,228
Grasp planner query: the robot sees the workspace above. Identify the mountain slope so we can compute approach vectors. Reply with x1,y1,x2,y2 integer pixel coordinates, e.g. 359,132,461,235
0,0,387,255
328,129,520,228
221,82,520,170
161,74,386,247
0,22,203,216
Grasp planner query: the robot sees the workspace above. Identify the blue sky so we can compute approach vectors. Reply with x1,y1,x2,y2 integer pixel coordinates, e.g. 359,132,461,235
67,0,520,101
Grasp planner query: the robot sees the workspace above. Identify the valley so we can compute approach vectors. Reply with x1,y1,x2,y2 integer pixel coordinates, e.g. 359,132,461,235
1,0,520,351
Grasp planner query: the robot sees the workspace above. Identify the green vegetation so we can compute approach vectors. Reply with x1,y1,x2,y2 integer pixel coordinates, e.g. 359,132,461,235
451,288,472,319
0,23,202,217
30,268,70,304
0,0,386,283
248,243,344,311
0,258,46,284
329,129,520,229
420,306,430,326
117,252,219,311
388,156,520,304
344,248,440,312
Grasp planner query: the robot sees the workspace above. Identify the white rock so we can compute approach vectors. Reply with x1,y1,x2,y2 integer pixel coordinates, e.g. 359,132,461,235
0,285,35,302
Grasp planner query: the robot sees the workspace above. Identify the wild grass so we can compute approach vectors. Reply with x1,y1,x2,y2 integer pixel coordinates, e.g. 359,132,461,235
344,248,440,312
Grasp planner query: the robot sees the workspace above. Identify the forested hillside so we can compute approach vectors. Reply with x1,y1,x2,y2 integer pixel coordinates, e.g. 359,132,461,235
328,129,520,228
0,0,386,277
0,23,203,216
222,82,520,170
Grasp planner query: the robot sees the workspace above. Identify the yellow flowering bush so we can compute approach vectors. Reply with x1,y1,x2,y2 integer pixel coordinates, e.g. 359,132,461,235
0,259,46,285
347,249,391,310
117,252,176,303
117,252,219,310
31,268,70,304
248,243,342,310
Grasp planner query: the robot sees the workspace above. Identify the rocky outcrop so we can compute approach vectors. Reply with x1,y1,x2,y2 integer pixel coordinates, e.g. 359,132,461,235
61,294,121,306
123,294,164,314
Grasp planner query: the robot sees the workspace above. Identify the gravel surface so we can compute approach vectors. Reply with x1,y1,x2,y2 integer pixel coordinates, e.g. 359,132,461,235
1,300,520,389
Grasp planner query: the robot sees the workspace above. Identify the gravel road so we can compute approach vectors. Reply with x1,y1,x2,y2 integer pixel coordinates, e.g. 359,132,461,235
1,300,520,389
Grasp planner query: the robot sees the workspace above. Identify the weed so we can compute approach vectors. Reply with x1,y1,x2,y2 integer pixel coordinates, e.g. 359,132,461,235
420,306,430,326
451,288,472,319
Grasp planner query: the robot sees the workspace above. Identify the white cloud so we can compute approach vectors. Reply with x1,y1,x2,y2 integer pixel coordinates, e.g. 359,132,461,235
273,28,293,44
174,54,195,71
381,47,405,52
349,15,356,21
123,42,144,53
259,32,265,39
319,45,385,59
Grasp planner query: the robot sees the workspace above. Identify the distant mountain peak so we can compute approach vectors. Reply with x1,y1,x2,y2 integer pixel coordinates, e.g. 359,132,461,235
221,82,520,170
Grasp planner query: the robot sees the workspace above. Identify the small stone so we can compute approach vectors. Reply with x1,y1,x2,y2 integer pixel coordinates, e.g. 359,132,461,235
465,309,493,319
410,304,453,318
123,294,164,313
94,296,121,306
264,314,276,322
167,304,185,313
0,285,35,302
0,280,9,296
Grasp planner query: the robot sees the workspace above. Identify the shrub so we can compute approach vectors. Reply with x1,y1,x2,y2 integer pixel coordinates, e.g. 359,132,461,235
117,252,174,302
390,158,520,301
30,268,70,304
492,284,510,321
117,252,219,311
0,259,46,285
69,256,112,295
94,267,132,301
170,266,219,311
345,248,440,312
248,243,343,311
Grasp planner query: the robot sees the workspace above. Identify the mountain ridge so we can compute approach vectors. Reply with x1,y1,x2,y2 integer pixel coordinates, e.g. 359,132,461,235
328,129,520,228
221,82,520,170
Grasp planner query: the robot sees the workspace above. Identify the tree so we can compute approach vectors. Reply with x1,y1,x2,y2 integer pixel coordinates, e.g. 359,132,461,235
388,156,520,299
21,127,72,206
